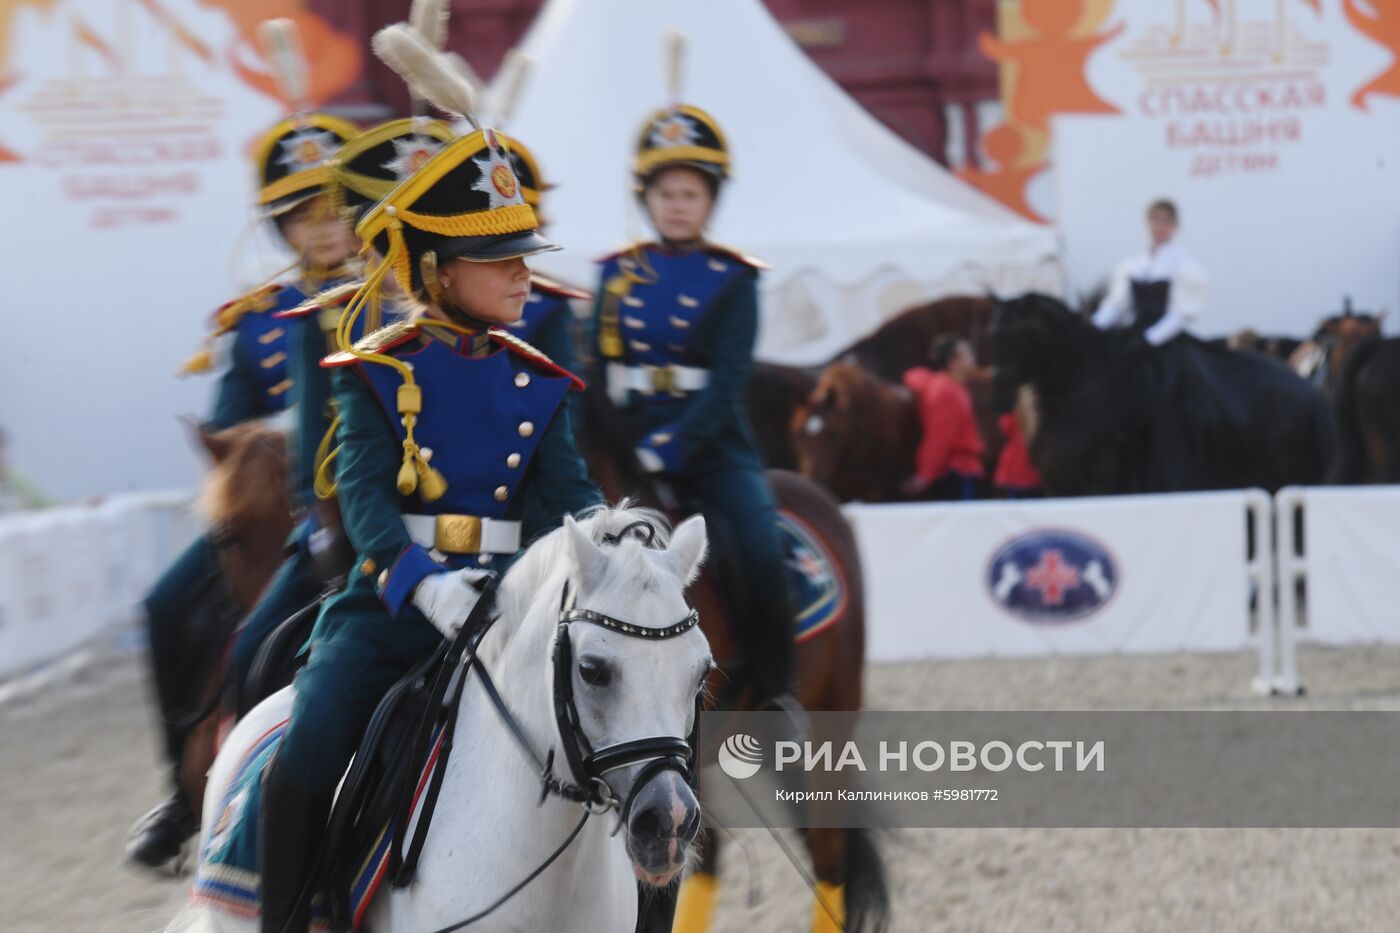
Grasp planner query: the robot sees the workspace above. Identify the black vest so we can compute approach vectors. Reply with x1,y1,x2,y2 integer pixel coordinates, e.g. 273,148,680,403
1130,279,1171,332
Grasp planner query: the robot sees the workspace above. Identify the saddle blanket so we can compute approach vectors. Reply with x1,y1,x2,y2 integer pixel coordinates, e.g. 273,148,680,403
191,717,445,931
777,509,846,642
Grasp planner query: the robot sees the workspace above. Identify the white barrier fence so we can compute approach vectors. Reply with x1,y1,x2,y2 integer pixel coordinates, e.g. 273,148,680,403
1272,485,1400,694
0,492,199,681
844,490,1273,674
0,485,1390,692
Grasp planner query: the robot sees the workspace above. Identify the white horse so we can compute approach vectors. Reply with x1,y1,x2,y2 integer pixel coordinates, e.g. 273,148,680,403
172,504,713,933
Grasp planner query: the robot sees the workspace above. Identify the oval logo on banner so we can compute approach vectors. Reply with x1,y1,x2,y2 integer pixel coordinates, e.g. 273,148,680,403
986,530,1118,623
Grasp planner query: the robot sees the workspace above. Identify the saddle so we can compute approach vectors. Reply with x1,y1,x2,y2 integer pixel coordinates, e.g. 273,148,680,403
240,596,321,717
194,586,497,931
317,579,499,931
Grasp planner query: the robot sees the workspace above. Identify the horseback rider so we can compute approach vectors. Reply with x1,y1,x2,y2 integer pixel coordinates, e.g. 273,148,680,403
126,97,360,869
256,25,601,932
226,116,459,720
1092,199,1209,346
589,85,797,711
1091,199,1214,489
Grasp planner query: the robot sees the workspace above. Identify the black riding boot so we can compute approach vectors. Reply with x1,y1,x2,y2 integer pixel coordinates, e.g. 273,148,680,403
125,787,198,870
127,583,206,870
744,573,799,710
259,757,331,933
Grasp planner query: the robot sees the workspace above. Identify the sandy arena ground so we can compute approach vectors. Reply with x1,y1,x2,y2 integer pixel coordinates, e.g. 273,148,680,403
3,638,1399,933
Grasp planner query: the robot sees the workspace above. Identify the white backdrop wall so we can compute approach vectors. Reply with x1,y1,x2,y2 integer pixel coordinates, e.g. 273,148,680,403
0,1,298,501
1053,0,1400,336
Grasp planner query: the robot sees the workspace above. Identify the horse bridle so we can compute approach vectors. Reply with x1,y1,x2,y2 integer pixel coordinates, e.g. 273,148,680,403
426,523,705,932
470,575,703,819
550,580,703,819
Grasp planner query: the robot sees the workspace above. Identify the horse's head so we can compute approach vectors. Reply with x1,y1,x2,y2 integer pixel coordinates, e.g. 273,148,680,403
1334,311,1384,367
501,504,713,887
790,363,865,490
989,292,1092,411
192,420,293,609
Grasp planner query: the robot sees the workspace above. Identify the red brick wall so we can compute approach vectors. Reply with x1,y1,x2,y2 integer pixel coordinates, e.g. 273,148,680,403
310,0,997,167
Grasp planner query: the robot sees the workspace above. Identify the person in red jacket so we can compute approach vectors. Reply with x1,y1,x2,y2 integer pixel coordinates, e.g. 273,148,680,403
994,387,1043,498
901,335,986,500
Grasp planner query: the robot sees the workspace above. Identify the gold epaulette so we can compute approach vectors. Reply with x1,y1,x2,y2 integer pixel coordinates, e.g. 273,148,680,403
704,242,770,270
488,328,587,392
322,320,422,368
596,241,655,265
276,281,363,320
213,284,283,335
489,327,554,365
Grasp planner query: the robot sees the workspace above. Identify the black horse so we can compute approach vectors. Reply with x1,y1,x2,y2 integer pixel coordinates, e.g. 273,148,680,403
1335,335,1400,483
989,293,1337,495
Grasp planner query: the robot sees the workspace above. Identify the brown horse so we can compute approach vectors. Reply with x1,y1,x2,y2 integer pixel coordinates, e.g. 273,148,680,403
790,362,920,503
579,401,888,933
177,421,294,815
1288,309,1384,400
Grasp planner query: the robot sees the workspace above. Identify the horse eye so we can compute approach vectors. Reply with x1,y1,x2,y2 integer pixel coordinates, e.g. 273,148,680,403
805,415,825,435
579,657,612,688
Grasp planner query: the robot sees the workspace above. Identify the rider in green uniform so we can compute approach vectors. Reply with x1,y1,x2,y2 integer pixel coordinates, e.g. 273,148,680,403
589,98,796,712
126,109,360,871
256,28,600,930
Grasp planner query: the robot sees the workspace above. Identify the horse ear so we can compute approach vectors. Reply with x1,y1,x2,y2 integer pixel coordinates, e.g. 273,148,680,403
666,514,709,587
564,514,608,586
189,418,231,463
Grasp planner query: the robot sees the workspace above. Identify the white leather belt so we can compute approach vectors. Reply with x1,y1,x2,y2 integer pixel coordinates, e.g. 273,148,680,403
607,362,710,403
402,514,521,555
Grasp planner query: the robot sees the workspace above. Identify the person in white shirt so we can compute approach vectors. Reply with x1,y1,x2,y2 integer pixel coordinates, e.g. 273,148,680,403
1093,199,1208,346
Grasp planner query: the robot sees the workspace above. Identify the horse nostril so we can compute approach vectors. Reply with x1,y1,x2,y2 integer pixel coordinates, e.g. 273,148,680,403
631,804,664,840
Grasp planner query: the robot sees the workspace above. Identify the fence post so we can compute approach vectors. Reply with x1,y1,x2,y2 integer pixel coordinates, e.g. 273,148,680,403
1245,488,1276,695
1272,486,1306,695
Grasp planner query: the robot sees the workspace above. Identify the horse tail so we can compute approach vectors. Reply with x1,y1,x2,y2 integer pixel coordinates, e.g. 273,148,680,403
842,825,891,933
1335,334,1382,483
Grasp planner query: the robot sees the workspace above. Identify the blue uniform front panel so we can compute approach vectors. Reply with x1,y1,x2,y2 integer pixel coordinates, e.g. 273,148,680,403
355,338,571,520
598,246,745,369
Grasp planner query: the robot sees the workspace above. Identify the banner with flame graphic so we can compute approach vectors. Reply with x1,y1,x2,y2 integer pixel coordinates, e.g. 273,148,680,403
971,0,1400,339
0,0,362,499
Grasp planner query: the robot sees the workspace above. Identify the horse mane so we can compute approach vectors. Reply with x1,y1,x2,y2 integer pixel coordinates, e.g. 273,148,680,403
199,422,290,530
499,501,679,627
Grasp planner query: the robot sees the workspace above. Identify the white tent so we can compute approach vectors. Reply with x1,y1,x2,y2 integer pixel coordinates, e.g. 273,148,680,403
484,0,1062,365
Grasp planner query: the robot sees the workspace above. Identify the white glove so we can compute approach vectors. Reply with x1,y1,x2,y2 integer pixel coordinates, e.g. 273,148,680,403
635,446,665,474
411,567,494,638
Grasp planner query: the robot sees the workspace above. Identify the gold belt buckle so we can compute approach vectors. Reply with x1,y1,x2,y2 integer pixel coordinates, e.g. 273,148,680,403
434,514,483,554
650,365,678,396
